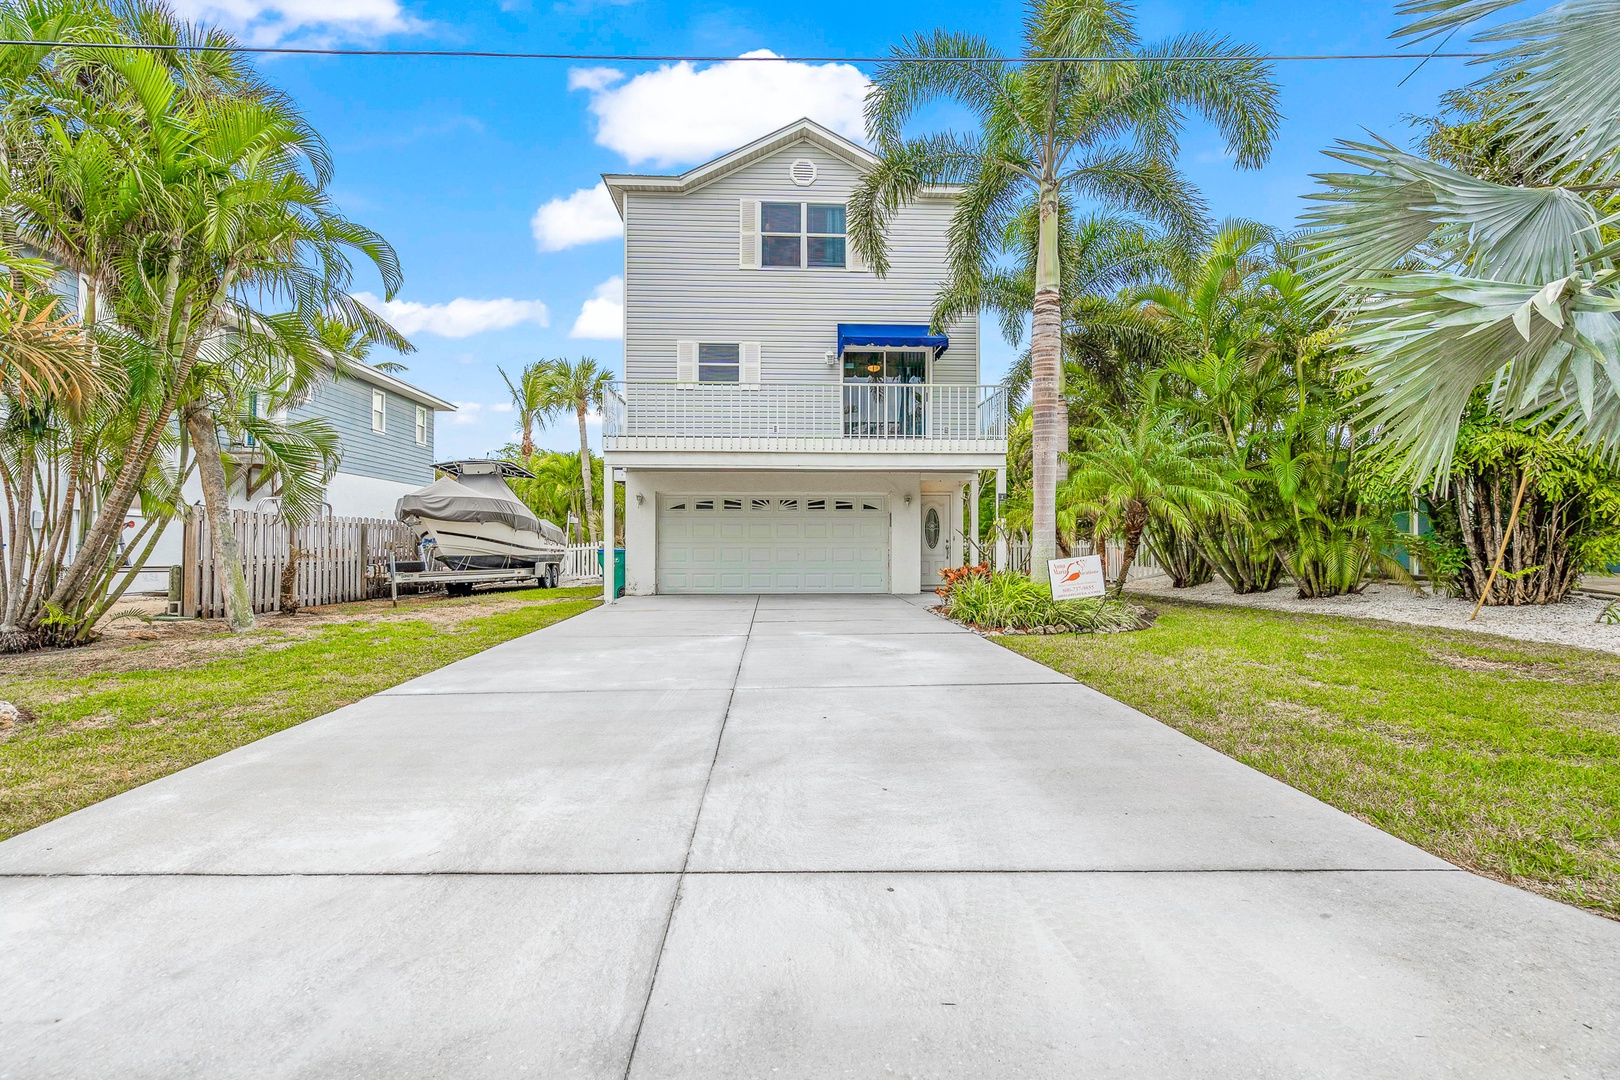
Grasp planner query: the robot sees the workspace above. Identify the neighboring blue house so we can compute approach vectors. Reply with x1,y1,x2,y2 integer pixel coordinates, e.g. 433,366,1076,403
280,362,456,519
129,360,455,593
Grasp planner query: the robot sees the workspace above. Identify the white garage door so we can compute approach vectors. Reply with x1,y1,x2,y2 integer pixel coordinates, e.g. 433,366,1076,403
658,494,889,593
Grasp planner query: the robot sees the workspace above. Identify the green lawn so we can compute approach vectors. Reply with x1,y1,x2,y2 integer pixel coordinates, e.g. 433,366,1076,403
0,587,598,840
1000,597,1620,919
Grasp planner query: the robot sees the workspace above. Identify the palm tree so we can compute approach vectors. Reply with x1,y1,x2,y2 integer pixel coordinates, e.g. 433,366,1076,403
508,448,592,534
1303,0,1620,482
1138,222,1292,593
499,361,547,458
1062,407,1240,594
1,8,405,643
849,0,1279,582
533,357,614,545
982,211,1184,417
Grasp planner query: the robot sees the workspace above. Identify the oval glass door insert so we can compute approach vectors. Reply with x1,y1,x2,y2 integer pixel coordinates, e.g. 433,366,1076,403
924,507,941,548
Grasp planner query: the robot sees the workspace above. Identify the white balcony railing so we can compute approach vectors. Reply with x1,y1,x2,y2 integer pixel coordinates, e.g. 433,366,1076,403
603,382,1008,448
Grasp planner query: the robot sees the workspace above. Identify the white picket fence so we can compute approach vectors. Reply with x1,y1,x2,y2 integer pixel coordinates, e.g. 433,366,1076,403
564,542,602,583
1005,533,1165,582
180,510,416,618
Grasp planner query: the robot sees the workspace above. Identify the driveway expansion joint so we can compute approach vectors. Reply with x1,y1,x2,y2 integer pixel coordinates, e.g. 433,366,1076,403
620,594,761,1080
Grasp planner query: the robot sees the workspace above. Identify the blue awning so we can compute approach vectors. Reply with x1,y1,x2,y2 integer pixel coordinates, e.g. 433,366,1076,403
837,323,949,355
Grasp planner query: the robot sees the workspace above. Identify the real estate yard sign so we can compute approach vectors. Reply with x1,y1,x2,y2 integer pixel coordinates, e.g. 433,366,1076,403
1049,555,1106,600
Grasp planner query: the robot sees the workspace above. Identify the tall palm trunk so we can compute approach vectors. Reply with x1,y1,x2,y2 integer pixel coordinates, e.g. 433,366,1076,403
186,404,255,632
1029,186,1064,584
576,402,598,546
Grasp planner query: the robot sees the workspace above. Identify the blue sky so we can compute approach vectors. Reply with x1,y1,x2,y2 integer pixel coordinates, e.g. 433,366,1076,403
176,0,1483,458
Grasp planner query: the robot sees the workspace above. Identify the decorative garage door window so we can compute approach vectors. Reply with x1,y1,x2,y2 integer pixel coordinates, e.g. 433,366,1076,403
924,507,941,548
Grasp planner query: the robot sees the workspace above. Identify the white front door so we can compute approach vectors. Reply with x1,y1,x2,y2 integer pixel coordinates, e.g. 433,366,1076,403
919,495,951,590
657,494,890,593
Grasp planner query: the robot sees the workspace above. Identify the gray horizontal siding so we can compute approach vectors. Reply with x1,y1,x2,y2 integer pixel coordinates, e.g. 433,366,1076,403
291,373,434,486
624,142,980,386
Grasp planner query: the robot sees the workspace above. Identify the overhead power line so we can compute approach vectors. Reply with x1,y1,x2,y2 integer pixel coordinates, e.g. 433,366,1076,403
0,40,1493,63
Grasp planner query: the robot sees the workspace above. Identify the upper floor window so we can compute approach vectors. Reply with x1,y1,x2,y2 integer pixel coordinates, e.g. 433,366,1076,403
371,389,387,433
676,340,761,385
760,202,846,269
698,343,741,383
415,405,428,445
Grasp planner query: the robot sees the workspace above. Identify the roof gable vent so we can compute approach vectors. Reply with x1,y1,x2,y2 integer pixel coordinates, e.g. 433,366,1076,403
788,159,818,187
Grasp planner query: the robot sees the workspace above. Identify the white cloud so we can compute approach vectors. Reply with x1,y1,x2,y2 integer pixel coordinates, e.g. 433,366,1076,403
450,402,485,426
167,0,419,43
573,50,870,167
355,292,549,339
567,66,624,92
531,182,622,252
490,402,513,413
569,276,624,340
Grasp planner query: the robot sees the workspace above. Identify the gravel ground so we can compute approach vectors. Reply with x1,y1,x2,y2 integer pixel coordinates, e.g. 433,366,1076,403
1129,576,1620,656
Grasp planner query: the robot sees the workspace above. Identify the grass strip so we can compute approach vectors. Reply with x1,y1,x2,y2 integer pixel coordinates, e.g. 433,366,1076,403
0,589,598,840
999,597,1620,919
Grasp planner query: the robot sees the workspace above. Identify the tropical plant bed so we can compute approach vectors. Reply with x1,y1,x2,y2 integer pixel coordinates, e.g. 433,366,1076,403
0,587,599,841
1000,597,1620,920
937,568,1153,634
1129,576,1620,656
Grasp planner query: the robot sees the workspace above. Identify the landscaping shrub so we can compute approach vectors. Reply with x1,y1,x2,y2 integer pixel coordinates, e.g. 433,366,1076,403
941,570,1149,633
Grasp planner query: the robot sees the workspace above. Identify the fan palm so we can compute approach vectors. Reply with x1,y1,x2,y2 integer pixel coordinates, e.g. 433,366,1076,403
533,357,614,545
849,0,1279,582
1302,0,1620,482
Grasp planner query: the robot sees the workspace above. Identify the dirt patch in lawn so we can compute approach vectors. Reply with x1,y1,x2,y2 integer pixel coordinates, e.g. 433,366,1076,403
0,588,583,680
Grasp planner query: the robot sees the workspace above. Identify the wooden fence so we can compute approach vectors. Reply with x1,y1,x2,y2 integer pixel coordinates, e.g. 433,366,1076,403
181,510,416,618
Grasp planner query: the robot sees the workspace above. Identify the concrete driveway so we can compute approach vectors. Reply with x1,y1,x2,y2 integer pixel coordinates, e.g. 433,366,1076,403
1,594,1616,1078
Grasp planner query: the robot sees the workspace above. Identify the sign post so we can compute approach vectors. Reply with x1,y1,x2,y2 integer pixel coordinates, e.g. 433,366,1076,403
1048,555,1107,600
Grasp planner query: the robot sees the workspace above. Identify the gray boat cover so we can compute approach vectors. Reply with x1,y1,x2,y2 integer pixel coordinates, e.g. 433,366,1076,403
396,475,565,542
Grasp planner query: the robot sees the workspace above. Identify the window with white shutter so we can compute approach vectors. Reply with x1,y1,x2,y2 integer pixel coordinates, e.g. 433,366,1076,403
738,200,760,269
675,340,699,383
846,203,868,272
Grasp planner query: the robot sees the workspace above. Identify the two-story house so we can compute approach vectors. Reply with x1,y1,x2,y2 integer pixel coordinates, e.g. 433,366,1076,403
127,360,454,593
601,119,1009,596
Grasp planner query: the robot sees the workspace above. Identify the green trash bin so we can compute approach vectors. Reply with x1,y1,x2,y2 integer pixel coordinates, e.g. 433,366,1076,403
598,546,626,598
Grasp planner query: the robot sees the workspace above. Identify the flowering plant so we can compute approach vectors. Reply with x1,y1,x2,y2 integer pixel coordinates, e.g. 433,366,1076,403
936,562,991,596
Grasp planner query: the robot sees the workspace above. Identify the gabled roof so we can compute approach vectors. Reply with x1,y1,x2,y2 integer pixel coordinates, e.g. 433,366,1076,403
601,118,889,215
338,358,456,411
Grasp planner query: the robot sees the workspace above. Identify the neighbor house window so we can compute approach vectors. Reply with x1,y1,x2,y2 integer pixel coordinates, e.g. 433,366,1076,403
415,405,428,445
760,202,846,268
698,343,741,383
371,389,386,433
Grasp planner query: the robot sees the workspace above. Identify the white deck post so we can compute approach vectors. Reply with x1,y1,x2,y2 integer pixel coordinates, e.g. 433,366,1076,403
603,461,615,605
950,482,965,569
969,473,981,566
994,467,1007,572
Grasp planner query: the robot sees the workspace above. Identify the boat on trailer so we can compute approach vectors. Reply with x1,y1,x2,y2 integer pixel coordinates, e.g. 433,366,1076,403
396,460,566,584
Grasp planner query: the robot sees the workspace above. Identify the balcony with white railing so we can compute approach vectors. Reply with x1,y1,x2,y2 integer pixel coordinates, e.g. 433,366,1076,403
603,382,1008,455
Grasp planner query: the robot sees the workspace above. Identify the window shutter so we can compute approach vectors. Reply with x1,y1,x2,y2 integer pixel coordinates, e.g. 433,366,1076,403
845,204,867,271
675,340,698,383
740,341,762,387
738,199,760,269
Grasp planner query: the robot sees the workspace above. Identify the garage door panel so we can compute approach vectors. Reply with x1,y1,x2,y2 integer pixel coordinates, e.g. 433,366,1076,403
658,493,889,594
